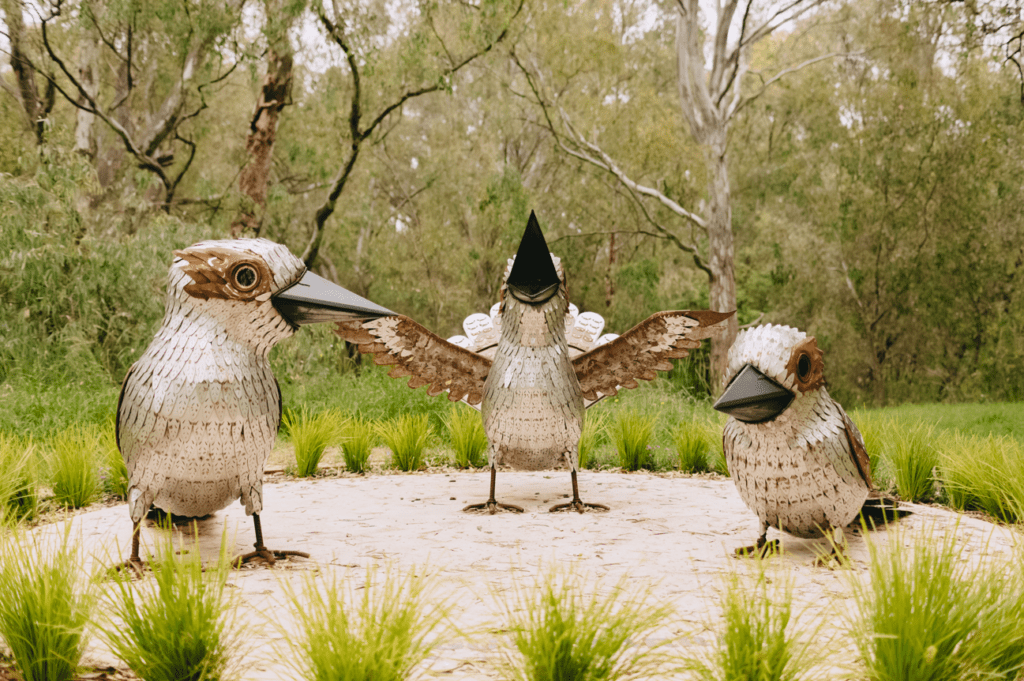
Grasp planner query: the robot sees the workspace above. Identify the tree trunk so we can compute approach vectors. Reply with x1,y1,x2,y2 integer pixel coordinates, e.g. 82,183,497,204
75,16,100,160
2,0,44,145
705,133,738,387
232,47,293,237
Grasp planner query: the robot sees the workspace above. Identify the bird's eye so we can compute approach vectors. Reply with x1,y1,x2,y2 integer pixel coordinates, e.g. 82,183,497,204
797,353,811,381
233,264,259,291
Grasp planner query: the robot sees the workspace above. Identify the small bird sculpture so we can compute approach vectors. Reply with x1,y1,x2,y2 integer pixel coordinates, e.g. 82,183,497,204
336,212,732,513
713,324,906,559
117,238,393,571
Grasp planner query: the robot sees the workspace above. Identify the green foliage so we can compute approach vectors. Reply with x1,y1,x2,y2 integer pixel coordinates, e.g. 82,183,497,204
378,414,432,472
850,411,898,489
46,425,103,509
99,416,128,500
611,410,657,472
281,566,449,681
445,405,488,469
939,434,1024,523
499,566,673,681
102,531,240,681
693,562,816,681
0,434,37,525
578,412,608,471
285,408,344,477
0,531,94,681
673,421,714,474
847,530,1024,681
340,417,376,475
882,424,939,502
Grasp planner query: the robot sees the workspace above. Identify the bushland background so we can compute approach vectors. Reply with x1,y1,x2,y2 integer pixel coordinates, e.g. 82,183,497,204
2,0,1023,437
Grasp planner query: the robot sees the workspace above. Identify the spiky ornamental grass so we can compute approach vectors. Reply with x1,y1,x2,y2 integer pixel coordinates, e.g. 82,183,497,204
378,414,432,472
940,433,1024,523
0,433,38,525
499,566,674,681
883,424,940,502
340,417,376,474
99,416,128,500
847,528,1024,681
850,411,898,489
0,530,94,681
578,413,608,470
692,559,818,681
281,565,449,681
611,410,658,472
101,529,241,681
47,425,102,509
673,421,712,474
445,405,488,469
285,408,345,477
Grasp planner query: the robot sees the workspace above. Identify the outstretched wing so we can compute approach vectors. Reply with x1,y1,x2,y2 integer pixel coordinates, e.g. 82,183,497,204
572,310,733,402
336,316,492,406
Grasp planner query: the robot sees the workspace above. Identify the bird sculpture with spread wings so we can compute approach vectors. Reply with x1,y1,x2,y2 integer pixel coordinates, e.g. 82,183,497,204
117,238,394,572
336,212,733,513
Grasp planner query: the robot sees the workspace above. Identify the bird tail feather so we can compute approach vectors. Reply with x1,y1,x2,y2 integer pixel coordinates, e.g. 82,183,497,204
857,497,914,529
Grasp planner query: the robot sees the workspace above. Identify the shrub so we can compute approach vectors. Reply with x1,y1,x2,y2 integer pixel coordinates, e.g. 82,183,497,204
340,417,376,475
940,434,1024,523
883,424,939,502
285,408,344,477
693,560,817,681
47,425,102,509
0,434,38,524
378,415,432,472
611,410,658,472
847,529,1024,681
578,413,608,470
499,565,673,681
101,530,240,681
445,405,488,469
673,421,713,474
99,416,128,500
282,566,448,681
0,530,94,681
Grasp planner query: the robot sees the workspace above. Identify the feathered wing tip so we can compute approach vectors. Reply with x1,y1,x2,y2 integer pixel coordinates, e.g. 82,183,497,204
856,496,914,530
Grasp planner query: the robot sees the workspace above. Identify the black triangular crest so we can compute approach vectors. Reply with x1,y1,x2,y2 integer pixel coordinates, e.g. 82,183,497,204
507,211,560,298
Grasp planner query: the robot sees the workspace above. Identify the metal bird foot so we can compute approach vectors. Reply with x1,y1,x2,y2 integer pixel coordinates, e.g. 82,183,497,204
734,538,780,558
549,499,609,514
462,500,524,515
232,545,310,568
111,557,147,579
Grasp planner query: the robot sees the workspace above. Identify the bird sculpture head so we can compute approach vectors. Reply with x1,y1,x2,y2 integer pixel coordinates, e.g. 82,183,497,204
169,238,393,352
500,211,566,312
712,324,825,424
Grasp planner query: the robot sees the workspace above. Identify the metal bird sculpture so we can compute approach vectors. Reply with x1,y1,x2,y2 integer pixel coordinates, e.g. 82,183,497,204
117,238,393,571
336,212,732,514
712,324,908,560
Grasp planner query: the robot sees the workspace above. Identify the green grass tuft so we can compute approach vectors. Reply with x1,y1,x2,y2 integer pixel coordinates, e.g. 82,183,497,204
0,530,95,681
673,421,713,474
499,565,673,681
47,425,102,509
340,417,376,475
445,405,488,469
101,529,240,681
939,434,1024,523
611,410,658,472
378,414,432,472
693,560,816,681
0,434,38,524
285,408,344,477
883,424,939,502
281,566,449,681
99,416,128,500
847,529,1024,681
850,411,897,489
578,413,608,470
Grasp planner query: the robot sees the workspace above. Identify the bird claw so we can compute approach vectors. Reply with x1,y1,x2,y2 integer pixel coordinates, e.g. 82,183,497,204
549,500,610,514
232,546,310,568
462,501,524,515
734,539,780,559
111,558,147,579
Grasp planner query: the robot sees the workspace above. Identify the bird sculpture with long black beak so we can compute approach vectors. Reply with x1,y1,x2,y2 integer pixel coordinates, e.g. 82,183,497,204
116,238,393,572
336,212,732,513
713,324,909,562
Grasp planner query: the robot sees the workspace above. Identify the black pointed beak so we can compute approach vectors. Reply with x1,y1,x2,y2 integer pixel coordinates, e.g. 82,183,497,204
506,211,560,304
713,364,794,424
273,271,394,326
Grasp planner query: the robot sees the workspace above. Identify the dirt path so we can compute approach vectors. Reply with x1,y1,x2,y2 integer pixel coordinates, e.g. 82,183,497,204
42,470,1017,680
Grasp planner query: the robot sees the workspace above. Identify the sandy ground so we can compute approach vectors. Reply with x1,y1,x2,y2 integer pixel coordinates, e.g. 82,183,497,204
38,469,1019,680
